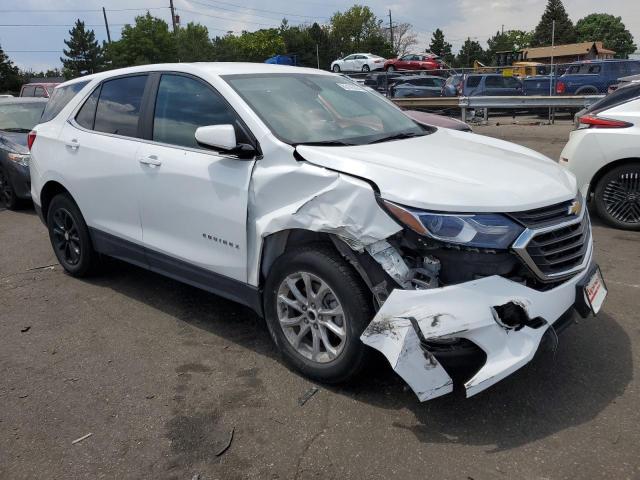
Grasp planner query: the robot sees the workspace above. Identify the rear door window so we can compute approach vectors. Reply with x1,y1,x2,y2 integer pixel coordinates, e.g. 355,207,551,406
466,76,481,87
34,87,47,97
75,87,101,129
21,86,35,97
485,76,503,88
41,81,89,123
93,75,148,138
152,74,240,149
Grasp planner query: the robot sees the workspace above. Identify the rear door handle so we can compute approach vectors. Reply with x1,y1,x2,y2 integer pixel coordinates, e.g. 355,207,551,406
139,155,162,167
65,138,80,150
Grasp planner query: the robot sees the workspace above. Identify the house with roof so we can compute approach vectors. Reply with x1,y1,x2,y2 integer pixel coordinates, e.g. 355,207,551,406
520,41,615,65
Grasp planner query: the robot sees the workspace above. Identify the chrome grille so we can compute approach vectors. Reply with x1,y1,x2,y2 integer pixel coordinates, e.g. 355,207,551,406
508,198,575,227
512,206,592,281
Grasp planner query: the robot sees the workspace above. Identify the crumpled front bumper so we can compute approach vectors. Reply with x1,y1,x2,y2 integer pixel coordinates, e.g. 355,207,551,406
361,263,596,401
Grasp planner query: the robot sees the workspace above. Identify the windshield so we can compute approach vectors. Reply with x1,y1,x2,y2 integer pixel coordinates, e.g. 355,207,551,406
0,102,46,131
223,73,425,145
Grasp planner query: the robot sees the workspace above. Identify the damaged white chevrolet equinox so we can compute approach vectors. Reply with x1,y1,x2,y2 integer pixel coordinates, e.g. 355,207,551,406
30,64,607,401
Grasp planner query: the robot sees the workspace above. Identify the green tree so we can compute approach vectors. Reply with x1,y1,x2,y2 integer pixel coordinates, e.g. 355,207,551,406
0,44,21,93
329,5,392,59
576,14,636,59
176,22,215,62
104,13,176,68
212,29,285,63
456,38,485,68
429,29,454,65
60,19,103,79
531,0,576,46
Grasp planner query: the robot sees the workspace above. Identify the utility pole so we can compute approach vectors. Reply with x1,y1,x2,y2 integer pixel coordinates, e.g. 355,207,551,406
388,9,394,55
316,44,320,69
102,7,111,43
169,0,177,33
549,20,556,124
501,24,504,35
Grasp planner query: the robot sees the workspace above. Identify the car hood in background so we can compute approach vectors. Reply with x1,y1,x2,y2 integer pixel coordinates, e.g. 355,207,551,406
296,128,576,212
0,131,29,155
404,110,471,132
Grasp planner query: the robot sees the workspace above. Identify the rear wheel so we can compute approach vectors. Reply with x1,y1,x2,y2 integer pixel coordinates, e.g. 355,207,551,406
0,167,18,210
594,163,640,230
264,244,373,383
386,65,395,72
47,194,99,276
332,64,341,73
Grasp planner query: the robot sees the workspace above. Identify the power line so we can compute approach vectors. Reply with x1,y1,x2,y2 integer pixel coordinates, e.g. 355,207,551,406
182,0,329,20
0,24,128,27
185,0,299,23
0,7,170,13
177,7,280,27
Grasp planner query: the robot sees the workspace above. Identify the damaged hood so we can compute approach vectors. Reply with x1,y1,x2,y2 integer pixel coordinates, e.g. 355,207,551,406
297,128,577,212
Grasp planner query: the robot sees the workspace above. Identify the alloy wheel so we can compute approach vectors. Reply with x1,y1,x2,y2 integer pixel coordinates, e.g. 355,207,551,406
0,169,14,206
602,171,640,225
51,208,82,265
277,271,347,363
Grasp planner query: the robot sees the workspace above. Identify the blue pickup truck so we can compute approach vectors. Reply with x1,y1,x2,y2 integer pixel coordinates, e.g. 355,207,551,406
555,59,640,94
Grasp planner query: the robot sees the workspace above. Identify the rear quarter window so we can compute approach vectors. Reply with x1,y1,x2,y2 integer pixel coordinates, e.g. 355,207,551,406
40,81,89,123
466,76,481,88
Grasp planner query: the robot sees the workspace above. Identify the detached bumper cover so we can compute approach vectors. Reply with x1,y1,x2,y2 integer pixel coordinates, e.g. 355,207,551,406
361,264,596,401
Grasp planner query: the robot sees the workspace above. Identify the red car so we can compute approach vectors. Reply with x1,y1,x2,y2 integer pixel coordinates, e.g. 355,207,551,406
19,83,60,98
384,53,443,72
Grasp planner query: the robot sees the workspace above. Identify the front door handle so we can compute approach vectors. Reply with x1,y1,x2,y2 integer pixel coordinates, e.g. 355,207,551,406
139,155,162,167
65,138,80,150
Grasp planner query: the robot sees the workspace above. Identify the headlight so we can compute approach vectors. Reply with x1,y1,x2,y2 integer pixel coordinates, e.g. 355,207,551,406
7,152,30,167
383,200,525,249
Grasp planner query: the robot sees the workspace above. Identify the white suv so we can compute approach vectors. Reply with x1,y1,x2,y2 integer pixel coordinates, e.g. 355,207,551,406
29,63,606,401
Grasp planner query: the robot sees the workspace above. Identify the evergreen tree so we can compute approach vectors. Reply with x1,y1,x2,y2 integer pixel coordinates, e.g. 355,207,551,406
456,38,485,68
61,20,103,79
429,29,454,65
0,44,21,93
531,0,576,47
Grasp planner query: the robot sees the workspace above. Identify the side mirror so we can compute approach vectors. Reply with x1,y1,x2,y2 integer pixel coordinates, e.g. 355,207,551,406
194,124,258,159
195,124,237,151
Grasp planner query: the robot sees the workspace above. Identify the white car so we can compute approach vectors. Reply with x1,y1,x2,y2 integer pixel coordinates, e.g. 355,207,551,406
331,53,385,73
28,63,606,402
561,83,640,230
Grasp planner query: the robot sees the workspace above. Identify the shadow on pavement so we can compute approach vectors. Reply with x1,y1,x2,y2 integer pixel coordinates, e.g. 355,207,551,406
82,257,632,453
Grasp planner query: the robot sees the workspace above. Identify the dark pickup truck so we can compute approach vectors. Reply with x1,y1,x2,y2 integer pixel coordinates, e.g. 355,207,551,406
555,60,640,95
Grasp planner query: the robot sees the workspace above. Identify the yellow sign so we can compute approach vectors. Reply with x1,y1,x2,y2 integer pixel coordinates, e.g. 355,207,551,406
502,69,513,77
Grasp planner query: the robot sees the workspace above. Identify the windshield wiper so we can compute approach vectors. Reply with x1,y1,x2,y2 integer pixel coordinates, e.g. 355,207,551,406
0,127,31,133
367,131,426,144
295,140,355,147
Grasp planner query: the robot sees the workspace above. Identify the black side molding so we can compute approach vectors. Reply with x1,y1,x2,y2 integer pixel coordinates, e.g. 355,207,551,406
89,228,263,316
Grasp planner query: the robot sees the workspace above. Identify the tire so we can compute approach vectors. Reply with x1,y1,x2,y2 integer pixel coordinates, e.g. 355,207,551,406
386,65,395,72
47,193,100,276
577,86,598,95
362,64,370,72
263,244,373,384
332,64,341,73
594,163,640,231
0,166,19,210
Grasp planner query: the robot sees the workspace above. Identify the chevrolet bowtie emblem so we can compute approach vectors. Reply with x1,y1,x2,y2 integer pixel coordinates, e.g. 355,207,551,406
568,200,581,216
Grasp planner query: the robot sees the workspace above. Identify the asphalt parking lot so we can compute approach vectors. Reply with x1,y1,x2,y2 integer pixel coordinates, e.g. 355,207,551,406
1,123,639,480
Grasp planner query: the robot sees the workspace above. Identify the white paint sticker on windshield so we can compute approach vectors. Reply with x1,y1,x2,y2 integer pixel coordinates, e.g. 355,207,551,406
337,82,365,91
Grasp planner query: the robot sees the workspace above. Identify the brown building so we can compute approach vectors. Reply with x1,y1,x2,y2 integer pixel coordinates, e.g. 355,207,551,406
520,41,615,65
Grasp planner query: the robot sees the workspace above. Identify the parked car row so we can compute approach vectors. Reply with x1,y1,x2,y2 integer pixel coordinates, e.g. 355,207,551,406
331,52,445,74
356,59,640,99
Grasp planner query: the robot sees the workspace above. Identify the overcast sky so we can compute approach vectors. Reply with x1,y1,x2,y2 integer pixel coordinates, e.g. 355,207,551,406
1,0,639,71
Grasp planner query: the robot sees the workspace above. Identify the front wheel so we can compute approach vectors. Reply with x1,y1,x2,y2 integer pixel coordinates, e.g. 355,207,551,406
332,64,341,73
594,163,640,230
47,194,100,276
362,64,370,72
0,167,18,210
264,245,373,383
